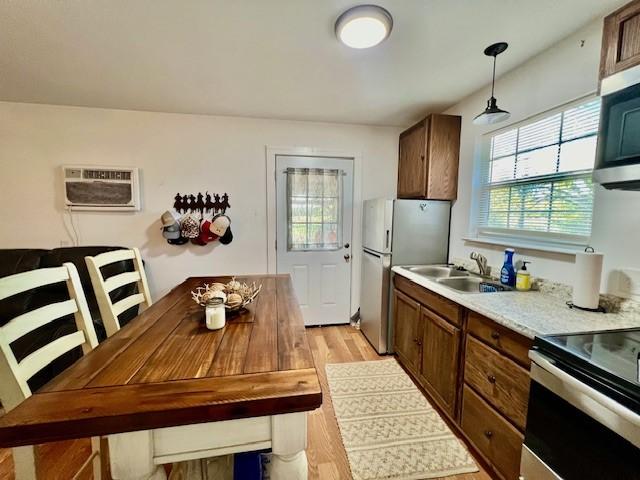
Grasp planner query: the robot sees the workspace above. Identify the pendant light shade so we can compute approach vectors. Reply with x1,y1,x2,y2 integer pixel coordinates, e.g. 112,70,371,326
473,42,510,126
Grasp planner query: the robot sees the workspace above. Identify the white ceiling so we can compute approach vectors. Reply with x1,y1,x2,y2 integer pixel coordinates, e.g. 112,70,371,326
0,0,626,126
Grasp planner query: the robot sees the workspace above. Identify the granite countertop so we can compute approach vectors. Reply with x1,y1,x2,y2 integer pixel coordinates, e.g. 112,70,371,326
392,266,640,339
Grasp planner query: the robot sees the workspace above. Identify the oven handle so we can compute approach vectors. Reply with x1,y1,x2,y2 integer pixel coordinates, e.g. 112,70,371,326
529,350,640,428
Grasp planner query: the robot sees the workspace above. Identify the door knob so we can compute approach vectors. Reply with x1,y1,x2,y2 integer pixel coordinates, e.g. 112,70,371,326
344,254,351,262
344,243,350,248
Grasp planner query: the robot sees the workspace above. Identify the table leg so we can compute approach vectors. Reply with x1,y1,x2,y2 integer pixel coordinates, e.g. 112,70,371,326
108,430,167,480
12,446,36,480
270,412,308,480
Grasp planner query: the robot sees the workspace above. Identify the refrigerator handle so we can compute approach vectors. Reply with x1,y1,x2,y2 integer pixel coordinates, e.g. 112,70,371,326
363,249,382,259
385,229,390,249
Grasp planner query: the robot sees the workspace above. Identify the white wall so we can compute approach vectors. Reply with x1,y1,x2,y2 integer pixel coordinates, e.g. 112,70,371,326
445,19,640,295
0,102,400,311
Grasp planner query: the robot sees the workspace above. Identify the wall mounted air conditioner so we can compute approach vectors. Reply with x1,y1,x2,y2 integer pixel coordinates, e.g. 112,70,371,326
63,165,141,211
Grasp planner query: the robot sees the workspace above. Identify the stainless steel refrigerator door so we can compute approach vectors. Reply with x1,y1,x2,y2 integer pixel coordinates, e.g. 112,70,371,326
359,248,391,354
391,200,451,266
362,198,393,254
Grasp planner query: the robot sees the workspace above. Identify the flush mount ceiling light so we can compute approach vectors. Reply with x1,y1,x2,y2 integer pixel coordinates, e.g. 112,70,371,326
473,42,511,126
335,5,393,49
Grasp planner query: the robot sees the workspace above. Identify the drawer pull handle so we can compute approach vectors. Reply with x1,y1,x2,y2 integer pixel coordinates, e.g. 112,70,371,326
417,340,422,346
490,331,500,340
487,374,496,384
484,430,493,439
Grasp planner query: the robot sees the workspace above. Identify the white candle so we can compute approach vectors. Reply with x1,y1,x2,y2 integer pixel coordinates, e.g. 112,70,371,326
205,299,226,330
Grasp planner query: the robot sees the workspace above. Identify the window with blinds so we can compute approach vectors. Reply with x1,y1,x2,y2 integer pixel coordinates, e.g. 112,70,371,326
286,167,343,251
473,98,601,245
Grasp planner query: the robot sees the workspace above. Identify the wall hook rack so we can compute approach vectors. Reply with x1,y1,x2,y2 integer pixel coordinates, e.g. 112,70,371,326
173,192,231,214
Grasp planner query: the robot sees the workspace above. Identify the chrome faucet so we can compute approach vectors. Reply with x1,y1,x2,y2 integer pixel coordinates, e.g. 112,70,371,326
470,252,490,277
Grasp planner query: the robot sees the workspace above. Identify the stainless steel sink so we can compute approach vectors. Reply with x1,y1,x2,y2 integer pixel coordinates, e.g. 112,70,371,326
406,265,469,279
437,276,512,294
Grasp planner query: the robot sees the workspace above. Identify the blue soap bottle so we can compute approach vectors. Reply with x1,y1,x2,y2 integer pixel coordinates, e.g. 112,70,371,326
500,248,516,287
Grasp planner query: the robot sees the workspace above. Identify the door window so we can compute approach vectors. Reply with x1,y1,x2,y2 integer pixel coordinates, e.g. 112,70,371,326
286,167,343,251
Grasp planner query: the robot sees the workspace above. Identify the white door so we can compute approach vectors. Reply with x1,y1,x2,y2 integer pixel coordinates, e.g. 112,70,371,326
276,155,353,326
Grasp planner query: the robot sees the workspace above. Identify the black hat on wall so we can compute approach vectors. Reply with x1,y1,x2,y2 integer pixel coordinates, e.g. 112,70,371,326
219,228,233,245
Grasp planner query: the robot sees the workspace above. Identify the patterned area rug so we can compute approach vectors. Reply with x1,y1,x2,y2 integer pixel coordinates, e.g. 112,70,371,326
326,359,478,480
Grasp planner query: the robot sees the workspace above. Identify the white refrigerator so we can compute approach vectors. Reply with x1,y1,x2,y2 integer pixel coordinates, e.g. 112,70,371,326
360,198,451,353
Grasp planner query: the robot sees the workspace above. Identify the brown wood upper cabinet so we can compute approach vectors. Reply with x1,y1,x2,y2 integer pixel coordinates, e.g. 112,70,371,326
600,0,640,80
397,113,461,200
393,289,422,371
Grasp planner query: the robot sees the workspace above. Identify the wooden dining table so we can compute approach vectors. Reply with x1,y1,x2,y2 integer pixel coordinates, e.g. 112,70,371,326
0,274,322,480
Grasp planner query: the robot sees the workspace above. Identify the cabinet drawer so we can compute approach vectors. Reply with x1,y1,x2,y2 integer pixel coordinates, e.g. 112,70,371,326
464,336,530,430
467,311,532,367
461,385,524,480
394,275,463,326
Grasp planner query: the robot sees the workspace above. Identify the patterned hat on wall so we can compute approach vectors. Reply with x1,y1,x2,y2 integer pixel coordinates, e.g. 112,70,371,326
181,214,200,239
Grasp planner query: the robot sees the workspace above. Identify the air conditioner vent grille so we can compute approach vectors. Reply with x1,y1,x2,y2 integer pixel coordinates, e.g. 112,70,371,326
83,169,132,180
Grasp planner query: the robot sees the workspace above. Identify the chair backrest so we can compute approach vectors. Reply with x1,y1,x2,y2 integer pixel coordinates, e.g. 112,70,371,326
85,248,152,337
0,263,98,411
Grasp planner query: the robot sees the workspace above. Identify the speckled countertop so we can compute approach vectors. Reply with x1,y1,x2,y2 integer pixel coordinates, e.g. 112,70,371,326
392,266,640,339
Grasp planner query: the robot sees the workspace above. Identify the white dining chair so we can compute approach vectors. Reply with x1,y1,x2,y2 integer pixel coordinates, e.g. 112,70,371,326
85,247,152,338
0,263,103,480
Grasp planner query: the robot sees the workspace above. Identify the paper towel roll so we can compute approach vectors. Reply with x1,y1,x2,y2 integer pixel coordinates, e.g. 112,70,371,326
572,250,604,309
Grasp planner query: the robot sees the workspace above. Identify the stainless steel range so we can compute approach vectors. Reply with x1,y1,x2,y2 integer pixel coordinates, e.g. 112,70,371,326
521,328,640,479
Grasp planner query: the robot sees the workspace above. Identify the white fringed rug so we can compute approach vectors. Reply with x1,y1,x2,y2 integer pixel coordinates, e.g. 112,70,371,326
326,359,478,480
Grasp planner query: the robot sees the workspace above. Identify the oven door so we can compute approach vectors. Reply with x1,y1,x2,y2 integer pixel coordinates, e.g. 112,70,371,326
521,351,640,480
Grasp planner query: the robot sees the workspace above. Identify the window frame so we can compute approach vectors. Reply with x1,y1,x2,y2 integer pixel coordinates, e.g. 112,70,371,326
468,95,600,253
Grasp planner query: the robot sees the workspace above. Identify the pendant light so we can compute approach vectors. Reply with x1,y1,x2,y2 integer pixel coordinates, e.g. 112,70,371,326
473,42,511,126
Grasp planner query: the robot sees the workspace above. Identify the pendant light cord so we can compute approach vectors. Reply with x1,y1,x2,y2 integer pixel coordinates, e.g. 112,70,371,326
491,55,496,98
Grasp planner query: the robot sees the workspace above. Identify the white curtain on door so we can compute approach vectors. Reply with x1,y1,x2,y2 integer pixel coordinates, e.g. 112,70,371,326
285,167,343,251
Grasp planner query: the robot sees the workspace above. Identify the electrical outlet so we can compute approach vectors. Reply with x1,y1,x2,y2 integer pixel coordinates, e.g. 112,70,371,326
618,268,640,298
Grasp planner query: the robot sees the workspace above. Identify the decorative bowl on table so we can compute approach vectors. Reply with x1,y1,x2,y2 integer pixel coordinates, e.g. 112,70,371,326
191,278,262,314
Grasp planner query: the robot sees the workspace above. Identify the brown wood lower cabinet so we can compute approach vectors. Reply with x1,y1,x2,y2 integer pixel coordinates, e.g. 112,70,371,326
420,308,460,416
393,276,534,480
393,289,422,371
464,336,530,430
461,386,524,480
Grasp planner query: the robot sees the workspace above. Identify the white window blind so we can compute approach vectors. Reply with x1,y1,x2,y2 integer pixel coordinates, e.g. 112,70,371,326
474,98,601,244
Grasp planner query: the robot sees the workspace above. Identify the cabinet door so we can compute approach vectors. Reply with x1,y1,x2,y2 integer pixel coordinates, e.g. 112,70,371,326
393,289,422,370
397,120,427,198
420,307,460,415
601,0,640,79
425,114,461,200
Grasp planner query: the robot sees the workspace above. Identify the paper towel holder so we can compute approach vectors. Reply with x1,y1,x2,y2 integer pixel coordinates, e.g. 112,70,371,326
567,246,606,312
566,301,606,313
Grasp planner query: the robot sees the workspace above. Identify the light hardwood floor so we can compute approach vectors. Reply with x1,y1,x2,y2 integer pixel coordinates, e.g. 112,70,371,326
0,325,491,480
306,325,492,480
